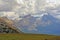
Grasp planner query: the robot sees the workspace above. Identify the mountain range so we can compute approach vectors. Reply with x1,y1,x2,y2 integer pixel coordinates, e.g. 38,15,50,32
13,14,60,35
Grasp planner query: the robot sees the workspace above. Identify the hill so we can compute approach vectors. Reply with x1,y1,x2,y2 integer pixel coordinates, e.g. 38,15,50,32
0,17,22,33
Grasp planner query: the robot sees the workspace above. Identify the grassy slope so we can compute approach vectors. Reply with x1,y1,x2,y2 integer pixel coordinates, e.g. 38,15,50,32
0,34,60,40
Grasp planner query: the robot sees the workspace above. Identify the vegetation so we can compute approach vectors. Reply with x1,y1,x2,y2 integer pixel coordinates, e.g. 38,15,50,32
0,34,60,40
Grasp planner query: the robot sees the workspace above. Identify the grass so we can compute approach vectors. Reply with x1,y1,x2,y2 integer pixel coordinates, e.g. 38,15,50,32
0,34,60,40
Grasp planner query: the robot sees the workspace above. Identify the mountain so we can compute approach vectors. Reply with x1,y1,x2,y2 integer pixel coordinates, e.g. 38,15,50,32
14,14,60,35
35,14,60,26
35,14,60,35
0,17,23,33
14,14,37,32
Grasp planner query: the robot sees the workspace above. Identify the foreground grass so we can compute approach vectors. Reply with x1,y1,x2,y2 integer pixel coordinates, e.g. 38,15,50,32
0,34,60,40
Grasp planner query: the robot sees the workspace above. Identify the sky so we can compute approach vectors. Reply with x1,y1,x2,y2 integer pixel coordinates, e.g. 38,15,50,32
2,0,60,20
0,0,60,35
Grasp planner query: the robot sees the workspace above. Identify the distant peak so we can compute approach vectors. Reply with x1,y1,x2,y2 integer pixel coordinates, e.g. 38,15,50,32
44,13,48,15
40,13,48,17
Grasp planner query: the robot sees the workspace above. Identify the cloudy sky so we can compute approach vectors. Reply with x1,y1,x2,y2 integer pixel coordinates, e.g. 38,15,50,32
0,0,60,18
0,0,60,35
0,0,60,23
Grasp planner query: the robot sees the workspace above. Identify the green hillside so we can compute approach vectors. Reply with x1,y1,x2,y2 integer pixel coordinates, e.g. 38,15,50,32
0,34,60,40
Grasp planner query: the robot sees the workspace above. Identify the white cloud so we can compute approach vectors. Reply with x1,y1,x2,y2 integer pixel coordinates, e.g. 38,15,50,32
0,0,19,11
17,0,24,4
0,12,20,20
15,0,60,16
0,0,60,20
5,12,20,20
